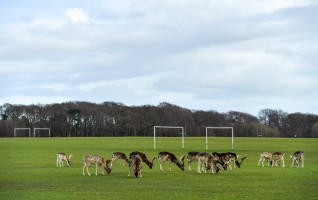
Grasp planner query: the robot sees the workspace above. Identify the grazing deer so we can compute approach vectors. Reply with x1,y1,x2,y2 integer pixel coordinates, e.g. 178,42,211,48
290,151,304,168
111,152,129,167
258,152,273,167
186,152,200,171
272,152,285,167
221,152,246,169
56,153,73,167
128,155,143,178
158,151,185,171
196,152,224,174
82,154,112,176
129,151,156,169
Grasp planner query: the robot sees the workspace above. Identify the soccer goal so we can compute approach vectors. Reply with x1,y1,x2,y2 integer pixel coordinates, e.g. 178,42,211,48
205,127,234,150
14,128,31,137
153,126,185,149
33,128,51,137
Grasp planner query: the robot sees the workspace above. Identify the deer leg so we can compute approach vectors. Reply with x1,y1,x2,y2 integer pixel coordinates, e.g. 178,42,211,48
188,161,192,171
197,161,201,173
169,162,172,171
160,162,163,171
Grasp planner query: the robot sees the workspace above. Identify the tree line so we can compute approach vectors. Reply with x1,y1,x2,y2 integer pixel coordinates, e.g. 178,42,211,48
1,101,318,138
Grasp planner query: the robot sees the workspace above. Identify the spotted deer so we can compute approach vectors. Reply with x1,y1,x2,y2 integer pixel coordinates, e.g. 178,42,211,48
129,151,156,169
128,154,143,178
196,152,225,174
220,152,246,169
158,151,185,171
111,152,129,167
186,152,200,171
272,152,285,167
258,152,273,167
290,151,304,168
82,154,112,176
56,153,73,167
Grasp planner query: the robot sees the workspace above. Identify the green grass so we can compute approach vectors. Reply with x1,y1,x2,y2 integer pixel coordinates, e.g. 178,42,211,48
0,137,317,200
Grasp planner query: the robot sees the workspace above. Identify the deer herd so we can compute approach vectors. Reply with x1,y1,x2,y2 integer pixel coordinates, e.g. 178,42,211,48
56,150,304,178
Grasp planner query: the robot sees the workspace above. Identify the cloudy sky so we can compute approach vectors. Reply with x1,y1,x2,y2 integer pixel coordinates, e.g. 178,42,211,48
1,0,317,116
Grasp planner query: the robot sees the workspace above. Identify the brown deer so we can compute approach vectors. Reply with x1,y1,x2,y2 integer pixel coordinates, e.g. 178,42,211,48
129,151,156,169
56,153,73,167
219,152,247,169
111,152,129,167
258,152,273,167
196,152,220,173
272,152,285,167
128,155,143,178
82,154,112,176
290,151,304,168
186,152,200,171
158,151,185,171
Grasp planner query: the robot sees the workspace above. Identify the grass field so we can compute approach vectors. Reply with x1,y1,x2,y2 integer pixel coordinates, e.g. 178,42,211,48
0,137,317,200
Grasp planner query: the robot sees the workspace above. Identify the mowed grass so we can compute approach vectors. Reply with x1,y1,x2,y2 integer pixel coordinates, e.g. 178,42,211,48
0,137,317,200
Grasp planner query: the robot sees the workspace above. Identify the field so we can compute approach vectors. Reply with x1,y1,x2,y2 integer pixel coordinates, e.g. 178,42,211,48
0,137,317,200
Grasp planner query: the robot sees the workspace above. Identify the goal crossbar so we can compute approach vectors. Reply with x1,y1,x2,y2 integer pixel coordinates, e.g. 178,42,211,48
154,126,185,149
205,127,234,150
34,128,51,137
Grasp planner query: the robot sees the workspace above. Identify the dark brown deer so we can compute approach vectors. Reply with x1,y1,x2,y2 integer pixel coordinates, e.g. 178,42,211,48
111,152,129,167
158,151,185,171
128,155,143,178
129,151,156,169
186,151,200,171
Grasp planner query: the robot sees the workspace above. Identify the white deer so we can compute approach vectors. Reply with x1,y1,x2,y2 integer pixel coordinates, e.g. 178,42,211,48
82,154,112,176
56,153,73,167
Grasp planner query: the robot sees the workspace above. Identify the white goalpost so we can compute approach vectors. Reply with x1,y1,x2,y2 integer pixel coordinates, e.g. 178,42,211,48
205,127,234,150
14,128,31,137
33,128,51,137
153,126,185,149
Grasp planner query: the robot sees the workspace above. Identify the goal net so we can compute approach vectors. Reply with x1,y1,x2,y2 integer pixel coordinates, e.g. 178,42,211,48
14,128,31,137
34,128,51,137
153,126,185,149
205,127,234,150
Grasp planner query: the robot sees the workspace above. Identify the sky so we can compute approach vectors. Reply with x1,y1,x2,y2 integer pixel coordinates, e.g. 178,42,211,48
1,0,317,116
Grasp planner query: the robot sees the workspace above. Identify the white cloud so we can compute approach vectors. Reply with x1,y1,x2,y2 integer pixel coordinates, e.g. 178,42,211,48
65,8,90,23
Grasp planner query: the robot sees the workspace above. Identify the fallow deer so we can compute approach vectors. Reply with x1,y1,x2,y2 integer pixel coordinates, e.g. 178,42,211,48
258,152,273,167
82,154,112,176
290,151,304,168
128,155,143,178
111,152,129,167
129,151,156,169
186,152,200,171
196,152,225,174
271,152,285,167
220,152,246,169
158,151,185,171
56,153,73,167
